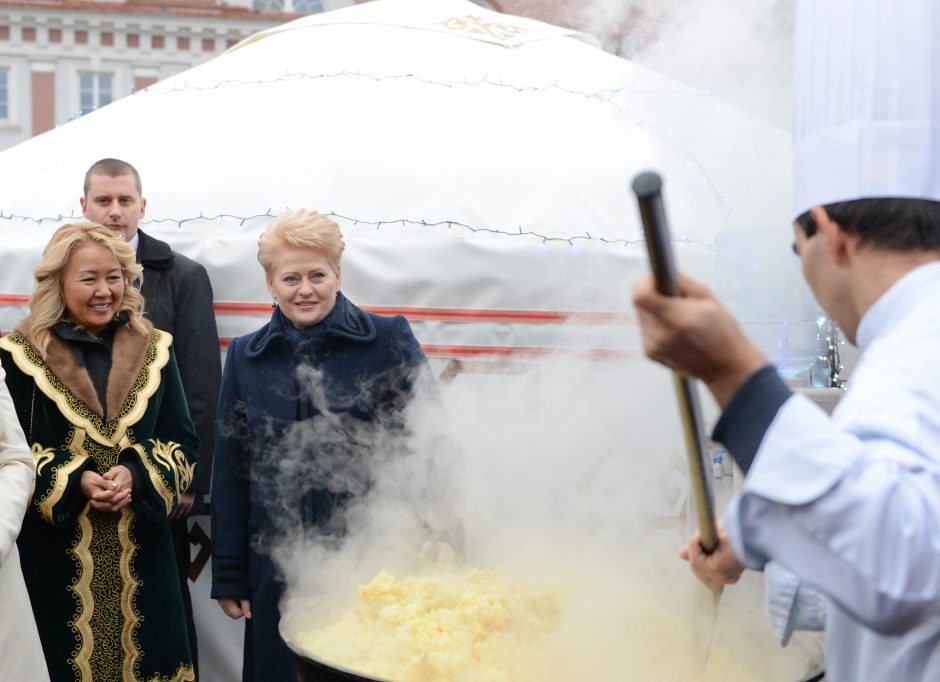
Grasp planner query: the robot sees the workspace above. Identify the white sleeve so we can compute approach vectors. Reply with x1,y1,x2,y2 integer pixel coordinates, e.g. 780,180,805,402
724,395,940,635
0,366,34,568
765,561,826,644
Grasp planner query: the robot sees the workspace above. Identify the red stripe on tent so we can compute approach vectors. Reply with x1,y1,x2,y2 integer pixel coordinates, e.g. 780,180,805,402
212,301,634,325
420,344,636,360
1,295,633,325
218,337,632,360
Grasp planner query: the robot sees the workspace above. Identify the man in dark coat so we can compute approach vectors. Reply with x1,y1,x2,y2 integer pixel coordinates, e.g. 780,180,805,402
81,157,222,678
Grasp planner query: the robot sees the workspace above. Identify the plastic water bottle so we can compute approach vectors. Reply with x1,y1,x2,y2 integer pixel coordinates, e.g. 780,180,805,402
712,449,724,479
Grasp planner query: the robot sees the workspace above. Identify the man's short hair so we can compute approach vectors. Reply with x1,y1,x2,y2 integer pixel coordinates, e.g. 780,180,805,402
795,197,940,252
83,158,142,196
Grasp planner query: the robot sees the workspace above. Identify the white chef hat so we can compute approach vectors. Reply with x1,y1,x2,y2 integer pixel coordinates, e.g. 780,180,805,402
792,0,940,218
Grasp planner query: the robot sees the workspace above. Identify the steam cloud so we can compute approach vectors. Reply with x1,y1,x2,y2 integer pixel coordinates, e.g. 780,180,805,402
268,318,822,679
559,0,796,129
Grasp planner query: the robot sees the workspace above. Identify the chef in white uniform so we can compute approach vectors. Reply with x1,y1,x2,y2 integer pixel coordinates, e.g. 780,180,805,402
633,0,940,679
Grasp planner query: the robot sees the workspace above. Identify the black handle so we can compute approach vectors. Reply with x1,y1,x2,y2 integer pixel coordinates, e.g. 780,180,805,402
631,171,718,554
632,172,680,296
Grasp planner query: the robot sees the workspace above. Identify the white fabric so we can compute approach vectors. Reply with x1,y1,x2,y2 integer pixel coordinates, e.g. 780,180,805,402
238,0,597,49
724,260,940,680
0,0,812,374
764,561,826,645
0,366,49,682
792,0,940,216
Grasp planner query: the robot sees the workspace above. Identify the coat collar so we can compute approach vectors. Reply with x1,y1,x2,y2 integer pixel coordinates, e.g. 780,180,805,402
14,316,154,419
246,292,376,359
136,229,174,270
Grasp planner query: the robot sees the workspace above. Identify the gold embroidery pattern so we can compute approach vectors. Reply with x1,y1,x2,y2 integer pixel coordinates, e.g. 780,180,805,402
38,429,89,525
0,330,171,449
146,663,196,682
119,510,141,681
130,438,194,516
131,442,174,515
151,440,196,499
114,330,171,446
70,511,95,681
32,443,55,476
1,332,114,446
438,14,527,42
87,508,124,681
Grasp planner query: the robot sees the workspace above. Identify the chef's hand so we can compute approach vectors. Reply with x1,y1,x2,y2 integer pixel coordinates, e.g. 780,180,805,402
218,597,252,620
680,527,744,592
81,467,132,512
170,490,196,519
633,275,766,407
419,541,456,568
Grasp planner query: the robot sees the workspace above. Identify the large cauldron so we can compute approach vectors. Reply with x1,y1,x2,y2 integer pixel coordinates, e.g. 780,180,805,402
279,605,826,682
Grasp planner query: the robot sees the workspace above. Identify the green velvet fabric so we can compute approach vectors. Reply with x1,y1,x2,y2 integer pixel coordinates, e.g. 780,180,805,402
0,326,198,682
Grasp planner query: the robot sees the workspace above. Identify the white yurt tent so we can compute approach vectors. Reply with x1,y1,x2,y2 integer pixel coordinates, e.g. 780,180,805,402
0,0,812,365
0,0,823,678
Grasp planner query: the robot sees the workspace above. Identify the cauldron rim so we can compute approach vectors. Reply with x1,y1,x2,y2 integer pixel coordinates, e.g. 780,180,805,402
280,598,392,682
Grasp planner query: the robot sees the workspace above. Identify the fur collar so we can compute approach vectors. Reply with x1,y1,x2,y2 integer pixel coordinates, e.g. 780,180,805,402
15,317,154,420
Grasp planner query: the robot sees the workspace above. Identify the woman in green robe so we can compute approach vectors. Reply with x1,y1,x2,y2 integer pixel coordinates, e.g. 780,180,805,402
0,223,198,682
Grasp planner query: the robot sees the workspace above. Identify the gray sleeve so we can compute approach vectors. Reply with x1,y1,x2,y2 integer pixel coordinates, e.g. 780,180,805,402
711,365,792,475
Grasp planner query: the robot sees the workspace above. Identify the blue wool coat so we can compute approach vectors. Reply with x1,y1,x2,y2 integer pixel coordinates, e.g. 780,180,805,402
210,293,429,682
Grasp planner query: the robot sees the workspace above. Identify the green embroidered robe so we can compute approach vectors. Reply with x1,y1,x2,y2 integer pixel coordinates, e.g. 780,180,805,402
0,320,198,682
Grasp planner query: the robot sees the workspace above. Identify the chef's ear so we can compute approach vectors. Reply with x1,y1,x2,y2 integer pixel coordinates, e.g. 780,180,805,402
812,206,853,267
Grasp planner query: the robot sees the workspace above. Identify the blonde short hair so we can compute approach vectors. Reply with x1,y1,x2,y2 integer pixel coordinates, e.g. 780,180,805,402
29,222,146,357
257,209,345,275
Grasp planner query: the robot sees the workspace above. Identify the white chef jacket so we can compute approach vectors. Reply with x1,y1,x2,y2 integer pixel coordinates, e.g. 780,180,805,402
723,260,940,681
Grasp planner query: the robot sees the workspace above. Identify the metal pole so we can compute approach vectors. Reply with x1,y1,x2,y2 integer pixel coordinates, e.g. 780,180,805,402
632,171,718,553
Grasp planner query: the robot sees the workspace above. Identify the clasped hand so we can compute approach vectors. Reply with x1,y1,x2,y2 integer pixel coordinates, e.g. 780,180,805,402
680,526,744,592
80,465,133,512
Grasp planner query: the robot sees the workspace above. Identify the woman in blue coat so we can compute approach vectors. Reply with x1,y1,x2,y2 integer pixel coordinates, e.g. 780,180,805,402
210,209,436,681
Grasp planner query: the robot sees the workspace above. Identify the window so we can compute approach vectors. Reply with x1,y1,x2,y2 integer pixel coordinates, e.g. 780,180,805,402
79,72,112,114
292,0,323,10
0,68,8,120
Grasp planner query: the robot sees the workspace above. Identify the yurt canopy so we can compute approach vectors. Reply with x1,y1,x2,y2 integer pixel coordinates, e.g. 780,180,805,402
0,0,815,373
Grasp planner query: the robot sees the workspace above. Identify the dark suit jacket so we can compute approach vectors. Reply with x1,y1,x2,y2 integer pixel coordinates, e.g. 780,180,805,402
138,229,221,495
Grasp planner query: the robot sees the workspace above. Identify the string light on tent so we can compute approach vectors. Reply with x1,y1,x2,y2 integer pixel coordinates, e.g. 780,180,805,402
142,70,708,108
0,210,719,252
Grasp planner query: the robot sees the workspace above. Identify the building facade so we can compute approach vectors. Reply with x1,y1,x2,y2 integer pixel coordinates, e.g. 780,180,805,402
0,0,357,151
